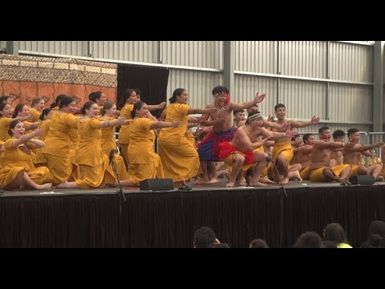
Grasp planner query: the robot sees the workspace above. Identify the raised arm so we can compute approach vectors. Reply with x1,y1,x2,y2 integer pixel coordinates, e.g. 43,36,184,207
290,115,320,128
230,92,266,110
11,128,43,148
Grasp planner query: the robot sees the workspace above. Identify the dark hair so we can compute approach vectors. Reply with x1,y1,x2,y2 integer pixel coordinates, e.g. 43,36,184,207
58,95,75,110
80,101,96,115
131,101,146,119
12,103,26,118
211,243,230,248
293,231,322,248
318,126,329,134
0,101,10,114
323,223,348,244
39,108,51,121
89,91,103,103
212,85,229,96
118,88,140,108
31,96,43,106
193,226,217,248
50,94,66,109
332,129,345,139
274,103,286,111
347,128,359,138
169,88,186,104
303,133,313,143
101,101,114,116
368,220,385,239
233,109,245,116
321,240,338,248
360,234,384,248
8,119,21,136
249,239,269,248
0,96,10,106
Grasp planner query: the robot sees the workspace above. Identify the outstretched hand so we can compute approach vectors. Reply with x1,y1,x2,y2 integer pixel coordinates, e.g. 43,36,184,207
255,92,266,104
310,115,320,125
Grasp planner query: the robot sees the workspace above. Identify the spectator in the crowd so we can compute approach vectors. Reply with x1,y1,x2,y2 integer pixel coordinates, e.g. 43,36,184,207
249,239,269,248
323,223,352,248
211,243,230,248
193,226,220,248
321,240,338,248
360,220,385,248
293,231,322,248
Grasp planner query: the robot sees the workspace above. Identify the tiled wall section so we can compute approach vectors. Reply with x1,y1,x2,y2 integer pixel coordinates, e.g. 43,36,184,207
0,54,117,106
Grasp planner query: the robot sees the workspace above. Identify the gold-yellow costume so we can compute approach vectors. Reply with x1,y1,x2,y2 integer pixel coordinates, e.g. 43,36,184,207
158,103,199,182
0,138,54,188
42,111,78,184
117,103,134,160
72,118,116,189
126,117,164,185
33,119,51,165
100,116,129,180
309,164,350,182
29,107,41,123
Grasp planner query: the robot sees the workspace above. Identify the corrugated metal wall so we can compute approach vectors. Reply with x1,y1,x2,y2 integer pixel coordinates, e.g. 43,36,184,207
18,41,88,57
167,69,223,109
161,41,222,69
329,42,373,82
279,79,327,120
280,41,327,78
235,41,276,73
234,75,277,116
0,41,6,50
12,41,376,132
89,41,158,63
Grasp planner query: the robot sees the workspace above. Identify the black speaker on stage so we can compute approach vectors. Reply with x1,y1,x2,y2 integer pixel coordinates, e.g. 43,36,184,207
349,175,375,185
139,179,174,191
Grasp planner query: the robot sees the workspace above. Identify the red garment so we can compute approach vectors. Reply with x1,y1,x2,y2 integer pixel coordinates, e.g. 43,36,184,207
218,142,255,165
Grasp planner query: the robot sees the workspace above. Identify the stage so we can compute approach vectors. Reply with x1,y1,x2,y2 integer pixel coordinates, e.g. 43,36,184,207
1,181,385,248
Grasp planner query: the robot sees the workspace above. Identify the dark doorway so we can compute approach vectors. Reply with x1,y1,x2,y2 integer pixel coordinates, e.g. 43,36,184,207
117,64,169,117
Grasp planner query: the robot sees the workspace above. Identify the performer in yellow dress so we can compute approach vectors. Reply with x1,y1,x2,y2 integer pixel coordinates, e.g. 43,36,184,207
42,95,80,185
0,120,53,190
12,103,39,132
56,101,133,189
157,88,213,186
29,96,46,122
100,101,130,180
127,101,180,185
118,89,166,166
33,108,52,165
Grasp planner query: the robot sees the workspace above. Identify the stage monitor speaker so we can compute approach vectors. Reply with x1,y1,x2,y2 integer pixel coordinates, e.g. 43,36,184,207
139,178,174,191
349,175,375,185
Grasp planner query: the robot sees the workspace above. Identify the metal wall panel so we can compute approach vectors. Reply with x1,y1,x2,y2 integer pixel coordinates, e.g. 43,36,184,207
234,41,277,74
329,83,372,123
161,41,222,69
329,42,374,82
278,79,327,120
18,41,88,56
234,75,277,117
167,69,223,109
297,124,372,138
89,41,158,63
279,41,327,78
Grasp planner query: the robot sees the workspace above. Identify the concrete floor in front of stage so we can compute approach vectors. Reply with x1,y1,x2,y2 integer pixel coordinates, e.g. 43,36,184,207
1,179,385,198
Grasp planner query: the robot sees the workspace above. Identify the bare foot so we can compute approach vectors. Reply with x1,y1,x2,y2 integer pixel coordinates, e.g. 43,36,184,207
37,183,53,190
260,176,275,184
376,176,384,182
291,172,303,182
207,178,219,184
238,178,247,186
250,182,268,187
281,177,289,184
226,182,236,188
